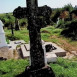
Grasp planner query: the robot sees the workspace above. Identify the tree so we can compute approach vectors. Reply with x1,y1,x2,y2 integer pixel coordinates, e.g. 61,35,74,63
63,4,74,12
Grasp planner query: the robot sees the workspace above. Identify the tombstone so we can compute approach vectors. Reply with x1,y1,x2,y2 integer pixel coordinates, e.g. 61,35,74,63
13,0,55,77
0,20,8,47
56,17,60,25
15,18,20,30
11,24,14,35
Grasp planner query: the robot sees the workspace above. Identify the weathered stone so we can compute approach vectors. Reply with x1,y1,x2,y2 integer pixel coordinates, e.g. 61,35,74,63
13,0,55,77
9,40,26,49
46,53,57,63
0,20,8,47
45,42,66,57
21,45,30,58
0,47,14,59
24,44,30,51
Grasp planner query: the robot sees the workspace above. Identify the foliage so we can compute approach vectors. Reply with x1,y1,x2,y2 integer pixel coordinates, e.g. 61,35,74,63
63,4,74,12
61,19,77,40
19,18,28,27
60,11,70,20
0,13,27,28
56,19,65,28
52,8,62,22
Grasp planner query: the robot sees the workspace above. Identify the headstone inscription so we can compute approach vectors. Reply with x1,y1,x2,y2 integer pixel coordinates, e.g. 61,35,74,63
13,0,55,77
0,20,7,47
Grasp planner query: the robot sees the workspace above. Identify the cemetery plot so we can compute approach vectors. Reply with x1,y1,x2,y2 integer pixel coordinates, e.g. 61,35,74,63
20,41,66,63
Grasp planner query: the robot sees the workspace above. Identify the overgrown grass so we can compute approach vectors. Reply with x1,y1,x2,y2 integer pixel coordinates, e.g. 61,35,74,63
50,58,77,77
0,59,29,77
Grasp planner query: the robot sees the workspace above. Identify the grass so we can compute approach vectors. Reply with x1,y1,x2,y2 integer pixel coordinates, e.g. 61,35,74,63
5,26,77,51
3,26,77,77
50,58,77,77
0,59,29,77
5,26,61,43
5,28,29,43
0,58,77,77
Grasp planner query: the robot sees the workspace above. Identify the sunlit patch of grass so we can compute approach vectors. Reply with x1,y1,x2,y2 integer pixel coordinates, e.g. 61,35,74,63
5,28,29,43
0,57,77,77
50,58,77,77
0,59,29,77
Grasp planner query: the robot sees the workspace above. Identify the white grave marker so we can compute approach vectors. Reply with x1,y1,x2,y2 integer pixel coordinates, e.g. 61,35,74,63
0,20,7,47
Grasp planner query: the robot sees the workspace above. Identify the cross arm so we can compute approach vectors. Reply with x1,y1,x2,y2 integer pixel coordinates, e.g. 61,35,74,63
13,6,27,19
13,5,52,27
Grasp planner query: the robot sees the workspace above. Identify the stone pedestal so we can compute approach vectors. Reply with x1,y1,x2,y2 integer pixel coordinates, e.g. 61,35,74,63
16,65,55,77
0,20,7,47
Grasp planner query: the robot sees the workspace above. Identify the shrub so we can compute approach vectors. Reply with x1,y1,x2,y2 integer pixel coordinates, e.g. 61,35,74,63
61,19,77,40
63,4,74,12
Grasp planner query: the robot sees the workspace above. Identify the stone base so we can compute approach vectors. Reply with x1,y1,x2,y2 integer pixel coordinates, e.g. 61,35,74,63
16,65,55,77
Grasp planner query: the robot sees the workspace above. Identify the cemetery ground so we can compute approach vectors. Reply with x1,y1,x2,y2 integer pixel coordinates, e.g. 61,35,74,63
0,26,77,77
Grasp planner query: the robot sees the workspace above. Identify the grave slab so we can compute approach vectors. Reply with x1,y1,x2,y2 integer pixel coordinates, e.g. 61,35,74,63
23,42,66,57
21,45,30,58
24,44,30,51
9,40,26,49
45,42,66,57
46,53,57,63
20,43,58,62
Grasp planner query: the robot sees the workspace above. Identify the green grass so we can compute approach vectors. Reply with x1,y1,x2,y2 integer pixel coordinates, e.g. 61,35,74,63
5,26,62,44
4,26,77,77
50,58,77,77
5,28,29,43
0,59,29,77
0,58,77,77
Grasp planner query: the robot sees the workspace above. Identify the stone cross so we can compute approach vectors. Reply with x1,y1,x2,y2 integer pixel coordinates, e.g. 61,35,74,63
15,18,20,30
13,0,55,77
0,20,7,47
11,24,14,35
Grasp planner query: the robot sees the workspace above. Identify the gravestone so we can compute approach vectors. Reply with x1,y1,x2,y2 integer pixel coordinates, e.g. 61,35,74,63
56,17,60,26
13,0,55,77
11,24,14,35
15,18,20,30
0,20,7,47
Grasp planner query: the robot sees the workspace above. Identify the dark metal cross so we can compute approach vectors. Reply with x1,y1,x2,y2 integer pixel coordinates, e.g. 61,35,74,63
13,0,55,77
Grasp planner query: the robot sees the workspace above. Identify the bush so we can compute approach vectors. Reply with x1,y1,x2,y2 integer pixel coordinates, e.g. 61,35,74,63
61,19,77,40
63,4,74,12
56,19,65,28
19,19,27,27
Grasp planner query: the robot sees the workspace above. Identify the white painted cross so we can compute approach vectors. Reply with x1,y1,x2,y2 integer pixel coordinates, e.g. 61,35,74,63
0,20,8,47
